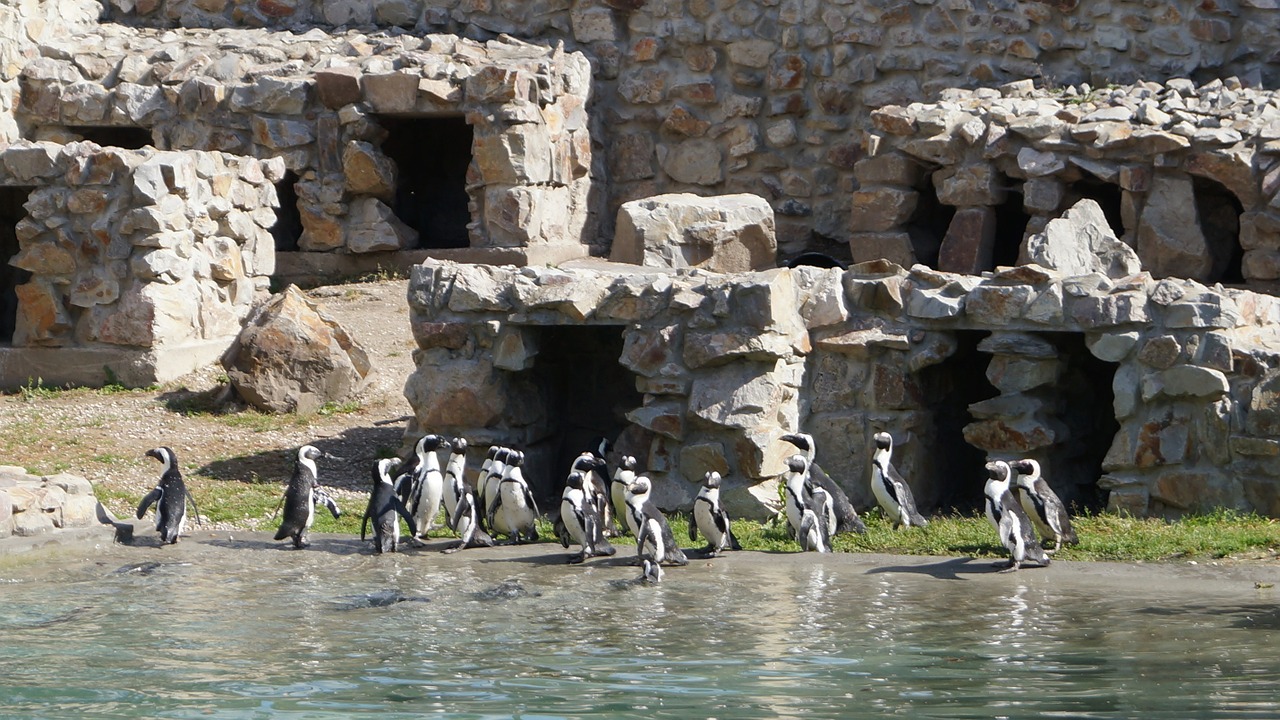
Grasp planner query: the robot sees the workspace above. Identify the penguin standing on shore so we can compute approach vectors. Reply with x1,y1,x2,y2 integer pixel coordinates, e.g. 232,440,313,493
362,459,418,554
488,450,540,544
442,437,469,533
558,471,616,563
570,452,612,533
610,455,638,536
442,487,494,554
137,447,201,545
781,432,866,535
274,445,341,549
984,460,1049,572
781,454,831,553
870,432,928,528
406,434,449,540
479,447,511,528
690,471,740,557
1011,458,1078,553
626,475,688,567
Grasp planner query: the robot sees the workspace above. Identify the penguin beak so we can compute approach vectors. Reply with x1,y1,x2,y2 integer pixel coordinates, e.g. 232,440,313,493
324,452,346,461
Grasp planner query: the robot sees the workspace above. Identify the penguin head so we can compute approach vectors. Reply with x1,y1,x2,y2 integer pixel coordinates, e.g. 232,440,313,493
566,471,586,491
571,452,604,473
146,447,176,473
786,454,808,473
1012,458,1040,482
485,445,499,460
873,432,893,451
780,432,813,452
417,434,447,453
375,458,398,484
298,445,323,463
451,437,468,453
703,471,722,489
619,455,637,471
985,460,1011,482
594,436,613,458
509,450,525,466
627,475,652,497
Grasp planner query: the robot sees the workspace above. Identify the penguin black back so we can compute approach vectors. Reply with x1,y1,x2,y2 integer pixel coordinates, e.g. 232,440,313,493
138,447,199,544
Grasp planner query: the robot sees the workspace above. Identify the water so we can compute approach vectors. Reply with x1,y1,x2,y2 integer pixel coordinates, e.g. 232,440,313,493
1,536,1278,719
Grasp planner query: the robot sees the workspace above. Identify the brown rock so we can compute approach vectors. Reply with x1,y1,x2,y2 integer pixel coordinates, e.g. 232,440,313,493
222,286,373,414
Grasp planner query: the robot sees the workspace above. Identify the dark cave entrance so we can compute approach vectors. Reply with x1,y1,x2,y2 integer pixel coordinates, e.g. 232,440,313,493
1065,174,1125,239
0,186,34,344
67,126,152,149
379,116,474,250
523,325,643,505
1041,332,1118,513
1193,176,1244,285
905,173,954,269
918,330,996,513
993,178,1030,269
271,170,303,252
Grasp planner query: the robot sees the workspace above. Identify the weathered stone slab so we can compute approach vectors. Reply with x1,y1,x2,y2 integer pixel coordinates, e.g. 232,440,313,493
1022,199,1142,279
610,193,777,273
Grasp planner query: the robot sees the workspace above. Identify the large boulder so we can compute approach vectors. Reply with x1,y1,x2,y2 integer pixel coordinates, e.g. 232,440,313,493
610,193,777,273
1020,199,1142,279
222,286,372,414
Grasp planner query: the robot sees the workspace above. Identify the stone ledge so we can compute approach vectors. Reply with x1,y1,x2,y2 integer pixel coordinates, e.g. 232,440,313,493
0,342,233,390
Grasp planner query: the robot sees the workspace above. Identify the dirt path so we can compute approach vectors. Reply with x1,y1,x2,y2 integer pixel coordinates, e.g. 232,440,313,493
0,278,419,522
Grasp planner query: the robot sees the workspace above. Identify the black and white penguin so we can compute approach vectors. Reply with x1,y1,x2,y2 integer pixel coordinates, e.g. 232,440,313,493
570,451,612,532
442,487,494,554
137,447,200,545
984,460,1050,572
781,454,831,553
274,445,341,549
625,475,688,567
1011,458,1078,553
488,450,540,544
361,458,418,554
558,471,616,563
689,471,741,557
442,437,469,533
870,432,928,528
780,432,867,535
479,446,511,528
609,455,638,536
406,434,449,540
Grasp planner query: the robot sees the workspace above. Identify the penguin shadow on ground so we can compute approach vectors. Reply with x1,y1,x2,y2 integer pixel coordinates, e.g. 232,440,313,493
204,535,370,555
192,425,407,492
865,556,1038,580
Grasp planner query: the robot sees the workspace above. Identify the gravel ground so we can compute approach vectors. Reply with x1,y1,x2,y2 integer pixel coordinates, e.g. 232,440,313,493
0,278,419,524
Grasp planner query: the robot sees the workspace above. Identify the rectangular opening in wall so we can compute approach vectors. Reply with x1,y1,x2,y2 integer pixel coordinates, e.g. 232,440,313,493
0,187,35,344
67,126,152,149
520,325,644,505
378,116,473,250
272,170,303,251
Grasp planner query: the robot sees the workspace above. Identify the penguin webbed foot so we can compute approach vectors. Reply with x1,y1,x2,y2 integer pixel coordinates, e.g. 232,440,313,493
441,542,464,554
566,552,588,564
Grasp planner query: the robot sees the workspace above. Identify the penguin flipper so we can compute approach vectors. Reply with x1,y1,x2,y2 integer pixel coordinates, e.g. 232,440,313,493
318,489,341,519
392,497,418,537
136,487,162,520
727,526,743,551
554,516,570,549
687,510,698,543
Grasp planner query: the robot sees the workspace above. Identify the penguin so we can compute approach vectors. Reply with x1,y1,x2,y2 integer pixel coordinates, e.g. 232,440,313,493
442,487,494,554
625,475,688,566
361,458,418,554
640,557,663,584
479,446,511,528
780,432,867,535
870,432,928,528
781,454,831,553
442,437,469,533
558,471,616,563
689,471,741,557
984,460,1050,572
590,437,619,536
137,447,201,545
406,434,449,540
1011,458,1078,553
274,445,341,549
488,450,540,544
571,450,613,537
474,445,499,507
610,455,638,536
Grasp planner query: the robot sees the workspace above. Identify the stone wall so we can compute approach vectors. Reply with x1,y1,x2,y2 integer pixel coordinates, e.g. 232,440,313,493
0,0,102,142
95,0,1280,261
0,141,278,387
14,25,597,276
0,465,101,539
406,258,1280,520
853,79,1280,291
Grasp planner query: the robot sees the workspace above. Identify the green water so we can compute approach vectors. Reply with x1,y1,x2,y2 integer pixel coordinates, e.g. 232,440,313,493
1,535,1277,719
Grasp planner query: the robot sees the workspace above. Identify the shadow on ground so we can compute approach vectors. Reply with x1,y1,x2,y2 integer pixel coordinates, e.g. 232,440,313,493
193,425,406,491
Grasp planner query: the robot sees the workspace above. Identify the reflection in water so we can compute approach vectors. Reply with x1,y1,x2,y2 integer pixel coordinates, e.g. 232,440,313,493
0,543,1277,719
